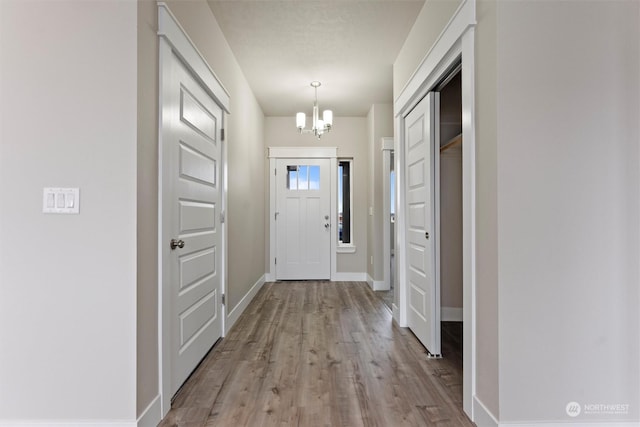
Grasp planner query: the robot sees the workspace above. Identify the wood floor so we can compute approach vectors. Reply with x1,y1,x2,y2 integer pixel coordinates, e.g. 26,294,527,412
159,281,474,427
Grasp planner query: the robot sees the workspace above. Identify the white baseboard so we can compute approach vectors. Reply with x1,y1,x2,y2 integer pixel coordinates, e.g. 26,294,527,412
264,272,275,282
392,302,399,323
137,395,161,427
332,272,367,282
0,421,135,426
225,274,265,334
442,306,463,322
499,422,639,426
367,274,388,291
472,396,640,427
473,396,499,427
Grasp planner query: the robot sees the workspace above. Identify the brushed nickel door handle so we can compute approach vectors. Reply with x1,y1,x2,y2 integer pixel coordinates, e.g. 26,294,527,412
170,239,185,250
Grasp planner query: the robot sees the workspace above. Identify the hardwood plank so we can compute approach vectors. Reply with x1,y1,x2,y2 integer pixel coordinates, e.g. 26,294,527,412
159,281,475,427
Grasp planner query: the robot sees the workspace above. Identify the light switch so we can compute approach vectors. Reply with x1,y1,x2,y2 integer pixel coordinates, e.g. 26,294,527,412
56,193,65,208
43,188,80,214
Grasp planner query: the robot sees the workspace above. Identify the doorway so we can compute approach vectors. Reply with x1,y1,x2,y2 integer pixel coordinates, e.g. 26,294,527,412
437,68,463,365
393,1,476,417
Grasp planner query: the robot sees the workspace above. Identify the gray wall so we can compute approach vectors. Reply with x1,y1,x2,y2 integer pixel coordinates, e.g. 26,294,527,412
0,0,138,421
496,0,639,422
264,117,368,274
137,0,160,415
475,0,500,416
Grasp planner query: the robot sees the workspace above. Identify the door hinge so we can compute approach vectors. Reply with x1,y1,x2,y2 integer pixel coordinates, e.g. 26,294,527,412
220,211,225,224
275,257,277,265
222,294,225,305
274,168,277,175
275,212,279,220
221,128,225,141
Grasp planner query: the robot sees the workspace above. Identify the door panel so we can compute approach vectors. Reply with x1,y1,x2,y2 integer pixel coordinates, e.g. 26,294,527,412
276,159,330,280
405,92,441,356
166,51,223,396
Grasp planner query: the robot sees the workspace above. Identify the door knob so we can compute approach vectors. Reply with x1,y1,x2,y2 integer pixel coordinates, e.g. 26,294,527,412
324,223,330,229
170,239,185,250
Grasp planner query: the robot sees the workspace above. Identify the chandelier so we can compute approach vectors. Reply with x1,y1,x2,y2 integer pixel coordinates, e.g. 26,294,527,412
296,81,333,139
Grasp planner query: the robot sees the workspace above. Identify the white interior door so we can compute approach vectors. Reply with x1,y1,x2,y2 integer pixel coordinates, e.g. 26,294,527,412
405,92,441,356
276,158,331,280
163,49,223,397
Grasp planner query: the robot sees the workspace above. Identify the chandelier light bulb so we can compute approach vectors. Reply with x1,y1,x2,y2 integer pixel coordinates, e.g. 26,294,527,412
295,81,333,138
323,110,333,127
296,112,306,130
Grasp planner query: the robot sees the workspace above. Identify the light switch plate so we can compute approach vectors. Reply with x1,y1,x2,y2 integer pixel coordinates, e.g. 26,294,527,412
43,188,80,214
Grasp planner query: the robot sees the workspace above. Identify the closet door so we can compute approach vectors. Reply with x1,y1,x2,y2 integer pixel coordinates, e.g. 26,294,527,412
404,92,441,356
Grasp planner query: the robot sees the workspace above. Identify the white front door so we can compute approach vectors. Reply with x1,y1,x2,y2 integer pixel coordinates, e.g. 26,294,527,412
405,92,441,356
276,158,331,280
161,49,223,397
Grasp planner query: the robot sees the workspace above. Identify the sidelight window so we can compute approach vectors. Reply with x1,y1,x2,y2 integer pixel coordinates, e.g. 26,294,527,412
338,160,352,245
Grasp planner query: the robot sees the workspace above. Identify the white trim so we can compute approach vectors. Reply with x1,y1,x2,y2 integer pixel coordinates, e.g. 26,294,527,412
337,158,354,248
268,157,276,280
157,3,229,113
268,146,337,159
0,422,135,427
136,395,161,427
381,137,394,294
221,116,228,336
394,0,477,420
392,302,400,323
381,136,394,151
461,25,478,421
498,424,640,426
473,396,499,427
157,2,230,417
336,244,356,254
329,156,338,281
367,274,388,291
332,272,367,282
225,274,265,334
441,306,463,322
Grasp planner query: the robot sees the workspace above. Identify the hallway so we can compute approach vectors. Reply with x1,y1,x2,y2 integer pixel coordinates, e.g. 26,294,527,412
160,281,473,426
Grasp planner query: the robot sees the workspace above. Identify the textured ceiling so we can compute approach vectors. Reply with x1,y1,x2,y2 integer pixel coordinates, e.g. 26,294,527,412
207,1,425,117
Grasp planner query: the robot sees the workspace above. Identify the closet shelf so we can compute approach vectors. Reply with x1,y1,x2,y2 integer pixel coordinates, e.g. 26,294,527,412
440,133,462,152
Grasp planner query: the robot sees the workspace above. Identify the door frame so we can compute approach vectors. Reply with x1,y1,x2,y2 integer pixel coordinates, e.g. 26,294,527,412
381,137,394,296
158,3,230,417
266,147,338,282
393,0,476,419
